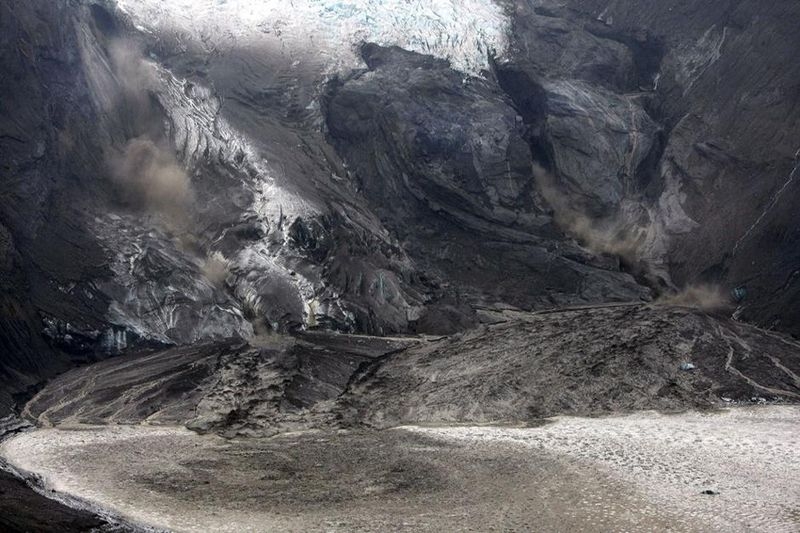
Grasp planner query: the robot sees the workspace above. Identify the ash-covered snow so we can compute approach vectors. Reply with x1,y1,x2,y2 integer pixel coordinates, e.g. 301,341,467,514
410,407,800,533
115,0,510,75
2,408,798,532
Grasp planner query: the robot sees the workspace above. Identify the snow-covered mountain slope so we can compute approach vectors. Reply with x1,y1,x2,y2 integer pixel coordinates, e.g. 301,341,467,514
116,0,510,76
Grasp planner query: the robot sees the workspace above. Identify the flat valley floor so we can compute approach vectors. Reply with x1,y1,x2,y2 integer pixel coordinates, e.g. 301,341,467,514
2,406,799,532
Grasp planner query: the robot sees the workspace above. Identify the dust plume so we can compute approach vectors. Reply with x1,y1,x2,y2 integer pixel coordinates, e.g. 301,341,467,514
533,164,733,311
104,40,195,232
202,251,231,287
109,137,194,231
533,163,644,266
107,39,159,135
108,39,156,92
655,284,733,312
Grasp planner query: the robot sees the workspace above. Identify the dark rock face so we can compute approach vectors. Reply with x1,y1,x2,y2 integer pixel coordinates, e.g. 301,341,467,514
1,0,799,415
0,470,112,533
0,0,117,412
325,44,648,311
503,0,800,332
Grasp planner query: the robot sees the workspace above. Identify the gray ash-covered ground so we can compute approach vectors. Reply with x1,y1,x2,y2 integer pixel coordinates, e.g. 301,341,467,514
5,305,800,532
22,332,419,436
5,302,799,531
0,416,125,532
341,304,800,427
20,304,800,437
2,407,799,532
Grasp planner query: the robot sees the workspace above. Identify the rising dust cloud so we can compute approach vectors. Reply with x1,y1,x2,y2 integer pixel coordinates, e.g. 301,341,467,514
108,39,157,121
109,137,194,230
533,163,643,265
105,38,191,228
654,284,733,312
105,39,230,285
201,251,231,287
533,164,732,311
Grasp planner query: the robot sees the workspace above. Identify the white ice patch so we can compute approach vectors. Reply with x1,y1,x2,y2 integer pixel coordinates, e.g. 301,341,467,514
408,407,800,533
115,0,510,75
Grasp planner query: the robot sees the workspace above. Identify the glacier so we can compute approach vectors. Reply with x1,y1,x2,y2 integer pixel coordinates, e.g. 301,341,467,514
115,0,510,76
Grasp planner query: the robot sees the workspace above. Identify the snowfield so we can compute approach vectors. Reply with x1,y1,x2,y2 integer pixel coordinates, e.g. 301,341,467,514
2,407,799,532
409,406,800,532
115,0,510,75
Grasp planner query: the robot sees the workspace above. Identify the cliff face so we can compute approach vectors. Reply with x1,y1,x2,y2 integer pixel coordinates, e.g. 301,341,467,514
0,1,112,412
1,0,799,411
516,0,800,333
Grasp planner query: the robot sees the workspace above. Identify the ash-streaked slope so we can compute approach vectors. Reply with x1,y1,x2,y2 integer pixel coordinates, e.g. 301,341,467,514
21,305,800,437
0,0,651,369
3,0,800,415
